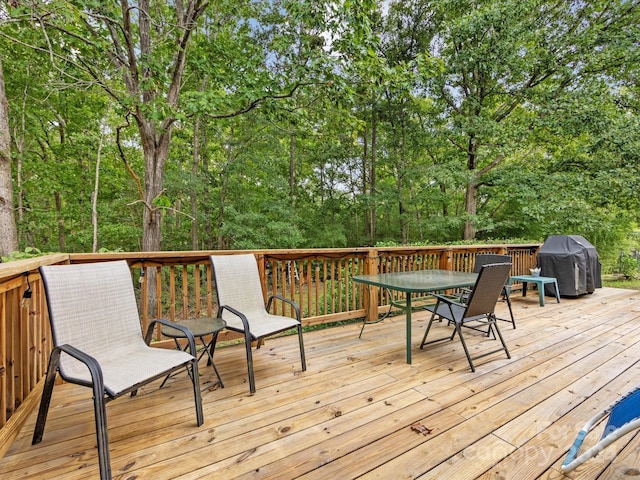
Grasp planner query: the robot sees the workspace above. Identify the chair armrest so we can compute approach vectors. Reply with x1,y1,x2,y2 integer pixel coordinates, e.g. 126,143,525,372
267,294,301,321
54,344,104,389
457,287,473,302
218,304,254,342
430,292,465,308
148,319,197,358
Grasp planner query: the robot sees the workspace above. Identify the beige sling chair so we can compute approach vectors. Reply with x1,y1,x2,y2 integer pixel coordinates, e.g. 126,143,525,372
33,260,204,480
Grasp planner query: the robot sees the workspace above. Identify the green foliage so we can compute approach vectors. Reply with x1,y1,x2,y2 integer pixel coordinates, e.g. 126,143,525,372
2,247,48,263
616,254,639,280
602,277,640,291
1,0,639,262
316,265,361,316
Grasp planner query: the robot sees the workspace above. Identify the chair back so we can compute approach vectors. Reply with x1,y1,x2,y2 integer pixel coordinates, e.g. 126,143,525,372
473,253,512,273
40,260,144,377
211,254,267,319
464,263,512,318
604,388,640,438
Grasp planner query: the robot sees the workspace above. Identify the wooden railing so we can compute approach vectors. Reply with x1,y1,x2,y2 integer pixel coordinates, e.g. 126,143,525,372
0,244,539,455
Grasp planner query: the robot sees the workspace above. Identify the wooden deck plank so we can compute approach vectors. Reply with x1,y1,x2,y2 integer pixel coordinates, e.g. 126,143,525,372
417,434,517,480
478,362,640,480
0,287,639,479
112,374,416,479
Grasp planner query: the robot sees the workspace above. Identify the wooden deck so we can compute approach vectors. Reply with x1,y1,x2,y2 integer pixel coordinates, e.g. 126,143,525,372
1,286,640,479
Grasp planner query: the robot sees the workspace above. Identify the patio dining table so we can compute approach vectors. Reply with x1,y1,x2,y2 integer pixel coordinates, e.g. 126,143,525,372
353,269,478,364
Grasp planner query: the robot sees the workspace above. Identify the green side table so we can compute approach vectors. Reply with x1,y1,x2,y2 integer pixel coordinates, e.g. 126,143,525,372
509,275,560,307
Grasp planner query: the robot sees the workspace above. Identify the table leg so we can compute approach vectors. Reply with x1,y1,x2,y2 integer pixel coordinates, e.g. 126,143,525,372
553,280,561,303
406,294,412,364
538,282,545,307
199,334,224,388
522,282,528,297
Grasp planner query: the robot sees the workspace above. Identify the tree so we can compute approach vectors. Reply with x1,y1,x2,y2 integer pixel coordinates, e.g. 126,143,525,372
3,0,637,262
10,0,376,251
8,1,207,252
404,0,640,239
0,52,18,257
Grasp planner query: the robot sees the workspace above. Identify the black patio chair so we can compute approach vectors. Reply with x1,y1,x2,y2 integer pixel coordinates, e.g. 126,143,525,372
420,262,513,372
460,253,515,329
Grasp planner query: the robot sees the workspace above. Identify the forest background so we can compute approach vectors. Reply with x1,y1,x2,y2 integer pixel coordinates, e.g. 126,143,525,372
0,0,638,273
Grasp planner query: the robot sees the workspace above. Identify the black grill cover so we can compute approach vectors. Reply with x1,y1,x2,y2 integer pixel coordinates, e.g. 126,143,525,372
537,235,602,297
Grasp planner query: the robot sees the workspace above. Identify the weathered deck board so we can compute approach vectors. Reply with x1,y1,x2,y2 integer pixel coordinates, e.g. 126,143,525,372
1,287,639,479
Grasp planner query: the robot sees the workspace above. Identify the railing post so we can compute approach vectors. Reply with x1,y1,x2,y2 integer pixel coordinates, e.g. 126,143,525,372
439,247,454,270
139,263,149,334
363,249,379,324
255,254,268,302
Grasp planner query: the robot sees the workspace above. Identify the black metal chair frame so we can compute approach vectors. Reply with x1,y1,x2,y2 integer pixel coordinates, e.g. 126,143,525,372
33,263,204,480
216,298,306,395
211,254,306,395
420,263,513,372
461,253,516,329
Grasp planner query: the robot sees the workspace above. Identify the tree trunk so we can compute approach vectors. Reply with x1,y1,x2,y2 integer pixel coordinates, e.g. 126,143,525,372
397,121,407,244
92,132,104,252
201,129,213,250
411,186,423,242
463,182,478,240
16,80,27,238
191,116,200,250
463,137,479,240
289,127,296,199
138,122,172,318
440,183,448,216
126,0,204,253
140,120,172,252
0,53,18,257
362,124,368,241
217,124,233,250
54,191,65,251
142,161,164,252
369,110,377,246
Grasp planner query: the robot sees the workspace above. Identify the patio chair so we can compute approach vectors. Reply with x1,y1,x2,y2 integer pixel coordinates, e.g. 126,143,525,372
420,262,512,372
33,261,204,480
460,253,515,329
210,254,306,394
562,386,640,473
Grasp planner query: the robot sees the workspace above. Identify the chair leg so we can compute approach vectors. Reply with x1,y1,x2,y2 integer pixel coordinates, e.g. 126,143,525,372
420,308,453,347
91,379,111,480
207,335,225,388
32,348,62,445
454,322,476,372
297,324,307,371
502,287,516,329
420,310,438,347
188,358,204,426
491,317,512,360
244,330,256,395
461,316,512,373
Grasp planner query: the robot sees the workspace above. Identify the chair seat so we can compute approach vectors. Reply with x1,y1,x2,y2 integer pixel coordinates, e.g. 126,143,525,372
223,313,300,339
424,302,488,325
61,345,194,397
